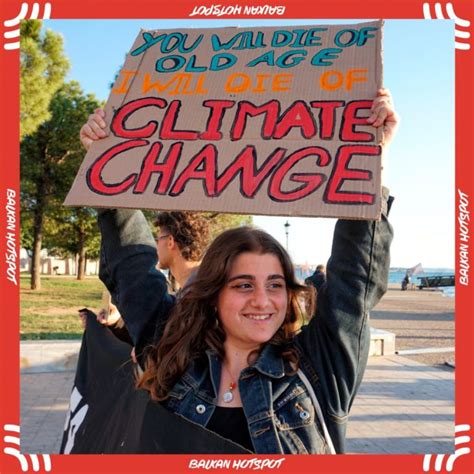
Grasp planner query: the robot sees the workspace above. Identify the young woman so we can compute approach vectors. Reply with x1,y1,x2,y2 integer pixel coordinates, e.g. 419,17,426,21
81,89,398,454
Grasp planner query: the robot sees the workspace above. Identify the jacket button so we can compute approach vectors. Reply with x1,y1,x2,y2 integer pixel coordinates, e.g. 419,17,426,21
196,404,206,414
299,410,310,421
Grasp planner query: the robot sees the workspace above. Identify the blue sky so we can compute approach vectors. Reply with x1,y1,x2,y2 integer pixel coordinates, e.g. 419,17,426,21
44,19,455,268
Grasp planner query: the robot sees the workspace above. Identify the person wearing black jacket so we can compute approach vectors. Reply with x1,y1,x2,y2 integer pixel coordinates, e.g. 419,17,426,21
305,264,327,292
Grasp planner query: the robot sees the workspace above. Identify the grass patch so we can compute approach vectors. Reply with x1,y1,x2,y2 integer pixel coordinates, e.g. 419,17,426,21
20,275,104,340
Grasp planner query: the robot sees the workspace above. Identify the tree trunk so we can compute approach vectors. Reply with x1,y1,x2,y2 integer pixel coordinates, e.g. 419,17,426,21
30,190,45,290
77,231,86,280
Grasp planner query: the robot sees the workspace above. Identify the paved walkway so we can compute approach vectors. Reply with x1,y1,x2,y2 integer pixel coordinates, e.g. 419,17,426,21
20,354,454,455
20,371,73,453
346,355,454,454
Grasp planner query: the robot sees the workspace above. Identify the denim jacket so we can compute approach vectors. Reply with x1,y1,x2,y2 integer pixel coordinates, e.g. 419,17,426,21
98,190,393,454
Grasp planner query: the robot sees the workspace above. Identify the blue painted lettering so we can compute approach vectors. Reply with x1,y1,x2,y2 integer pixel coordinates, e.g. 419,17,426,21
211,31,266,51
131,32,203,56
311,48,342,66
334,27,378,47
247,50,307,68
271,28,327,48
156,56,186,73
209,53,237,71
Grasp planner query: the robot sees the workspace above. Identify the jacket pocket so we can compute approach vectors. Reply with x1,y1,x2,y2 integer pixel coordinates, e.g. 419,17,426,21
274,388,315,430
273,385,328,454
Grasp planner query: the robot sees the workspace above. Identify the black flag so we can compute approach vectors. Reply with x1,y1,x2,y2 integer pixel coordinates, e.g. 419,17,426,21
60,311,248,454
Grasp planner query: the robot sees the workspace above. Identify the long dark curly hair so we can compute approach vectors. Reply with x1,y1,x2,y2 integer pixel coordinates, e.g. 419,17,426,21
138,226,314,401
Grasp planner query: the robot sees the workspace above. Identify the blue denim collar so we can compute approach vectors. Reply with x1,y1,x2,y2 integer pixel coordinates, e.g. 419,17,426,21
206,350,221,396
203,344,285,384
251,344,286,378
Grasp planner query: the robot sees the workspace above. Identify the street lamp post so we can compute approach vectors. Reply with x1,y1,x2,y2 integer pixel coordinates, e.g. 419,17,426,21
284,220,290,251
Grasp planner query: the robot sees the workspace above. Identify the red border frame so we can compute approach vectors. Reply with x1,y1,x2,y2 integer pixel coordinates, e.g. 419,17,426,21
1,1,472,473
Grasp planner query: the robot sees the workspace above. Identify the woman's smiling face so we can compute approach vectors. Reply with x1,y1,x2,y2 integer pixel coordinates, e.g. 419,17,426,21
217,252,288,351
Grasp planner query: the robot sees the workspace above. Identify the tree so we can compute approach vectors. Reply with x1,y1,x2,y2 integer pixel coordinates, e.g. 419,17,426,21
143,211,252,239
21,82,102,289
204,213,253,239
44,206,101,280
20,20,69,139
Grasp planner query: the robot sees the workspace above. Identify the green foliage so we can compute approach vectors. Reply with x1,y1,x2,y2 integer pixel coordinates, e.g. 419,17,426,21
21,82,103,280
204,213,253,239
20,212,34,252
20,20,70,139
144,211,252,239
44,207,100,260
21,80,102,210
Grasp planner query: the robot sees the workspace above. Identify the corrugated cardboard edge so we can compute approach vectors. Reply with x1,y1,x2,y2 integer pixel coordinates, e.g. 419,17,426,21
375,19,385,221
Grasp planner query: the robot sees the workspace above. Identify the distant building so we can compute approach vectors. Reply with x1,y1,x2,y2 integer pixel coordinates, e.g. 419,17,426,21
294,264,317,283
20,249,99,276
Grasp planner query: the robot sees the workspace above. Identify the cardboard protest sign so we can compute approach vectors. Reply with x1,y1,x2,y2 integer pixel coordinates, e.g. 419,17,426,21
65,21,384,219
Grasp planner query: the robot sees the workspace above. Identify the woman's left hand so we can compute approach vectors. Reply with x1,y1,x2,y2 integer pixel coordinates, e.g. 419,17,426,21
367,88,400,147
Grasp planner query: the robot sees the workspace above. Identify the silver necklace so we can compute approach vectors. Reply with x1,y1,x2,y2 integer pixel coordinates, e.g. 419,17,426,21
222,365,237,403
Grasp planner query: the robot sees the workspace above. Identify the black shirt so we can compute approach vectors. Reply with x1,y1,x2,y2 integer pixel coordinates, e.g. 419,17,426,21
207,406,254,452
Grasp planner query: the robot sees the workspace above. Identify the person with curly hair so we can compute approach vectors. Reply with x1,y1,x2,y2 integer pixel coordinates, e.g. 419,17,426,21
154,211,210,290
79,89,399,454
94,212,210,361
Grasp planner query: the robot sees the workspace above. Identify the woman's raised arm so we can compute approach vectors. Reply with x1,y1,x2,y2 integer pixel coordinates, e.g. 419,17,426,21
80,110,175,362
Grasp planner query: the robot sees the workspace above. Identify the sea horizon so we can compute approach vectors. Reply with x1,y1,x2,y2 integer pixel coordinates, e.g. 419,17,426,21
295,266,455,298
